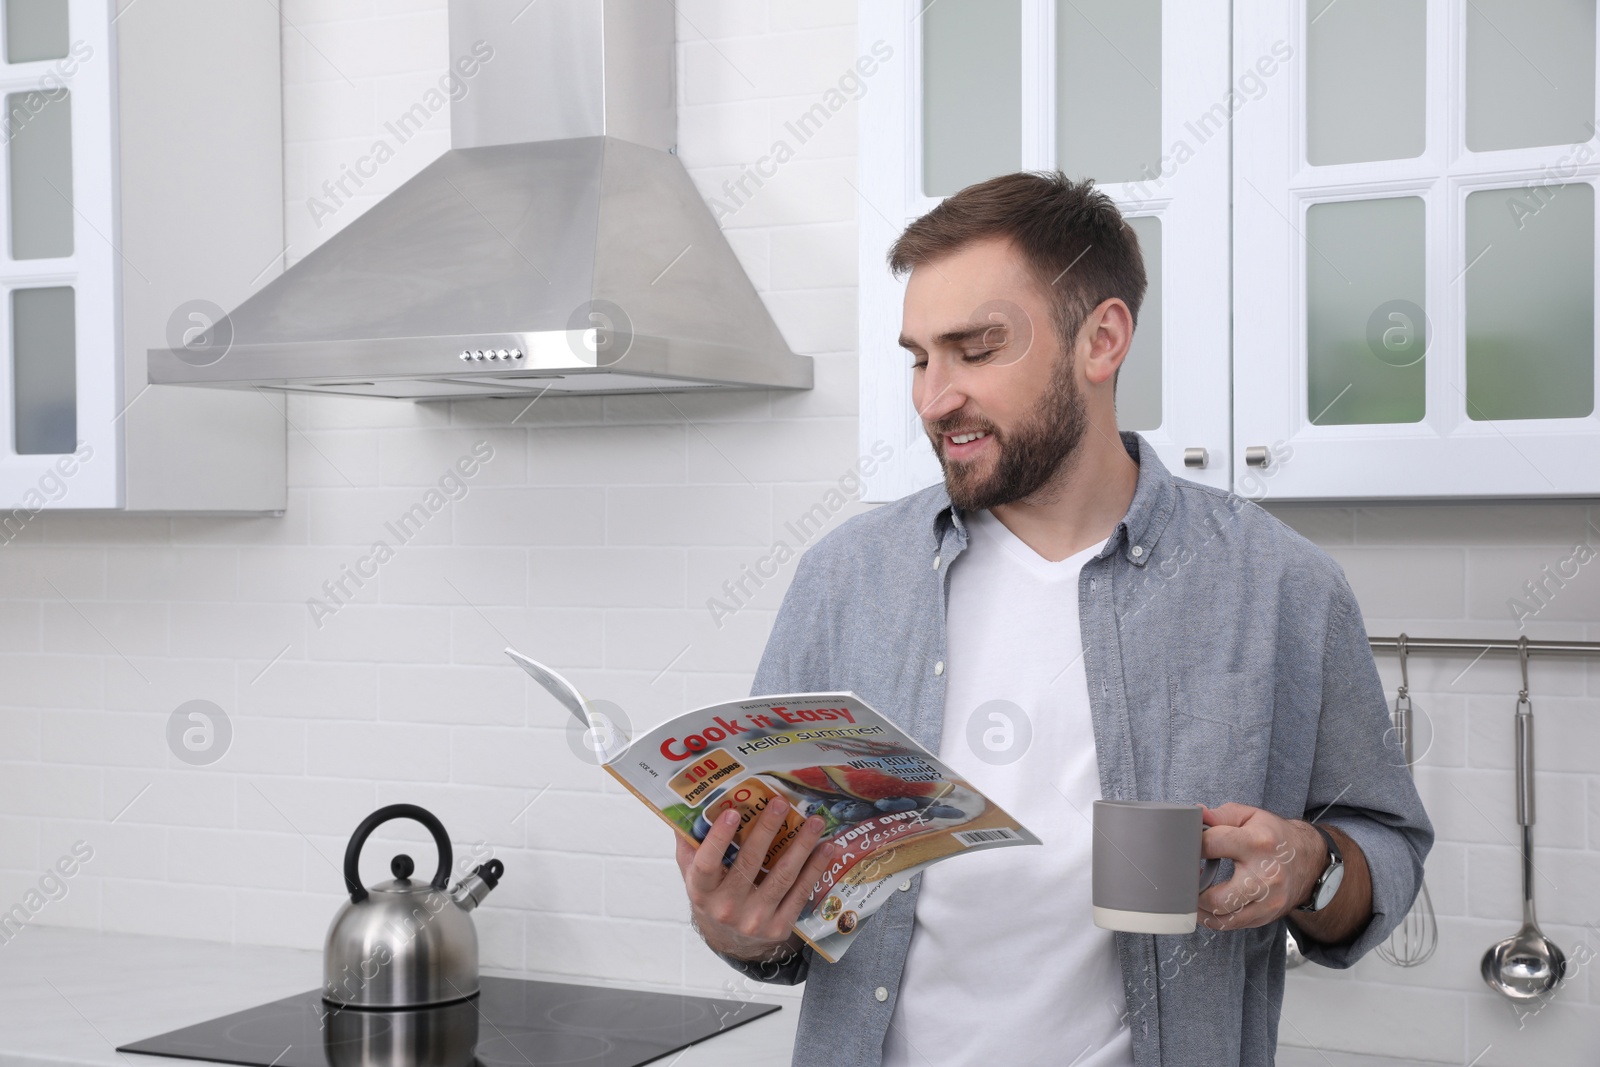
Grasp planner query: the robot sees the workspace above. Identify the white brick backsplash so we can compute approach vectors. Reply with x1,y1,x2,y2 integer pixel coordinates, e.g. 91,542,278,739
100,877,233,942
0,7,1586,1059
235,776,377,838
0,655,103,709
377,663,523,725
371,782,537,851
449,726,598,792
449,606,605,668
170,604,306,661
41,601,168,659
306,722,451,781
1281,979,1465,1061
0,601,40,650
233,887,341,949
523,914,684,986
527,792,676,858
168,828,305,889
105,546,237,602
453,487,607,546
308,486,460,546
0,549,105,598
487,848,605,915
527,547,685,609
377,428,526,486
287,428,381,487
524,424,687,487
307,604,453,663
605,485,770,546
685,417,859,484
681,27,855,105
604,857,690,922
40,710,168,768
37,819,164,882
0,816,39,870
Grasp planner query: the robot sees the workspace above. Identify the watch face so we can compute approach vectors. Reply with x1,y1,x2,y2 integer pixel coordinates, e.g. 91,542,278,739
1315,862,1345,910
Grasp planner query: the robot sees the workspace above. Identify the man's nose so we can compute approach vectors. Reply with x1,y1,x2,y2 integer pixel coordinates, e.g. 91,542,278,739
915,363,964,425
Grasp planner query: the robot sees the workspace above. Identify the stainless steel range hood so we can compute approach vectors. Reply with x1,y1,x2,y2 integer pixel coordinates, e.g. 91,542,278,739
147,0,811,400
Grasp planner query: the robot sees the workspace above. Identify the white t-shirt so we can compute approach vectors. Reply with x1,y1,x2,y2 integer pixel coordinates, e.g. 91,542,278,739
881,508,1133,1067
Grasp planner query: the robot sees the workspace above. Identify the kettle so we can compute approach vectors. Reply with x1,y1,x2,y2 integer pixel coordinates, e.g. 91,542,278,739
323,803,504,1009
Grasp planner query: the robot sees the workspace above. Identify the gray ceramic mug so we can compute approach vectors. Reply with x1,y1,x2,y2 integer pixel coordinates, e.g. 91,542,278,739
1092,800,1224,934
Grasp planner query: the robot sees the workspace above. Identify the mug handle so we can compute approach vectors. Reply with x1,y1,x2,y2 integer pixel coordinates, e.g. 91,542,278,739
1198,855,1224,891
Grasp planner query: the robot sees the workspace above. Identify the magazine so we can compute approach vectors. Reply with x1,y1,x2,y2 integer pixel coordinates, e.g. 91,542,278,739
506,648,1040,963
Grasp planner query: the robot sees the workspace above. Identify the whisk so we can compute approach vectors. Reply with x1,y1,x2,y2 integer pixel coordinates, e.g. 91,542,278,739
1376,634,1437,967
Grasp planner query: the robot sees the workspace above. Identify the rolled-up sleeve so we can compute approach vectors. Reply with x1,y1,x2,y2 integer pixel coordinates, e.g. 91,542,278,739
1294,572,1435,968
705,547,835,986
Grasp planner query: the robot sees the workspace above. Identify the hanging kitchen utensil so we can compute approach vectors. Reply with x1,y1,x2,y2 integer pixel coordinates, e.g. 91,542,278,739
1283,927,1308,969
1377,634,1437,967
323,803,504,1009
1481,638,1566,1001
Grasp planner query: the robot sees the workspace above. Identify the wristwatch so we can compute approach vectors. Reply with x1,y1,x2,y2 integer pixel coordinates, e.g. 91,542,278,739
1297,823,1344,912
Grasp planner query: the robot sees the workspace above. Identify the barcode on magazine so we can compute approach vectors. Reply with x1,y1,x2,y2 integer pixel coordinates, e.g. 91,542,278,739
952,827,1024,846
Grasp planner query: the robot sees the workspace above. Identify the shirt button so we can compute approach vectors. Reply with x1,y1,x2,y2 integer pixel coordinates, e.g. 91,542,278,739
899,880,911,891
1131,545,1144,558
933,661,944,676
1090,579,1097,590
932,553,940,569
874,986,889,1002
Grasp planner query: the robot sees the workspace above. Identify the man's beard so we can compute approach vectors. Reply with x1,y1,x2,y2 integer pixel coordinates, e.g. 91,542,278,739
927,351,1090,512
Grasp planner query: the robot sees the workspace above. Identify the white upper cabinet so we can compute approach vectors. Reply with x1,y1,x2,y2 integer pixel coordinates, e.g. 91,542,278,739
0,0,285,514
1235,0,1600,499
0,0,115,507
859,0,1235,503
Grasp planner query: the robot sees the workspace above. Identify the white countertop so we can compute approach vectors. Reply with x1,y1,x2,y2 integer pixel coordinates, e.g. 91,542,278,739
0,925,797,1067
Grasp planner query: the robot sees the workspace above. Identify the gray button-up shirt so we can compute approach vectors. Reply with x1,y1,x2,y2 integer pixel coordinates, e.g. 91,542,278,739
719,430,1433,1067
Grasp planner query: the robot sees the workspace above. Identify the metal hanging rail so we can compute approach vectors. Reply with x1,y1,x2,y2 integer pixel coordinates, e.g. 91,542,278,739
1368,635,1600,657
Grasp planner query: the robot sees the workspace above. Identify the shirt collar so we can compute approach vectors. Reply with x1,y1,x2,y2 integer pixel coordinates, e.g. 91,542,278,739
926,430,1176,568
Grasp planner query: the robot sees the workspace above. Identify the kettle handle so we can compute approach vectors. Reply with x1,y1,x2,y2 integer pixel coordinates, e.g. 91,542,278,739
342,803,454,903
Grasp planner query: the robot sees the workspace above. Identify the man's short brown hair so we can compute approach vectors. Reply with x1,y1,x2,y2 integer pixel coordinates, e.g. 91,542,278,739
887,171,1147,377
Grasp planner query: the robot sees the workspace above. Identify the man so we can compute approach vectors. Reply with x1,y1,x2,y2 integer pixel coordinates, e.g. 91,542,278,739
675,172,1433,1066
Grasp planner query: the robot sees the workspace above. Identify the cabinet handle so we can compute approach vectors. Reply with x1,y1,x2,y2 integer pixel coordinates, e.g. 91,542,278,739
1244,446,1271,469
1183,447,1208,469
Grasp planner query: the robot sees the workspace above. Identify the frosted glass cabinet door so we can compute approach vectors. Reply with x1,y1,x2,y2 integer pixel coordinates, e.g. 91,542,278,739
0,0,118,507
5,0,67,63
7,88,74,260
1305,0,1425,165
1117,214,1162,432
922,0,1021,197
1466,0,1596,152
1464,183,1594,421
11,285,74,455
1235,0,1600,499
1304,196,1426,425
1055,0,1161,184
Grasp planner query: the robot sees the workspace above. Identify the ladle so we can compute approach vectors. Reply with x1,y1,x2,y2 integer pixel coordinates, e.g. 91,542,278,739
1480,637,1566,1000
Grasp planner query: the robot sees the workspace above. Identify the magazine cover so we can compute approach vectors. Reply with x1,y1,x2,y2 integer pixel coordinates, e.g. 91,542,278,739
507,648,1040,962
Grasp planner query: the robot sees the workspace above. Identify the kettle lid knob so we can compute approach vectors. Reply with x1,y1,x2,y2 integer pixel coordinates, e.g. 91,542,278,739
390,853,415,881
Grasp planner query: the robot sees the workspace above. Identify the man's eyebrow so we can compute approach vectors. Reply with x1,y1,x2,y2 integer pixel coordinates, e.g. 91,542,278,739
896,321,1004,350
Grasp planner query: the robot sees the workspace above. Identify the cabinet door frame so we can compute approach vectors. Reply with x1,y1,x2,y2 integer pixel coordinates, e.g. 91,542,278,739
0,0,120,510
858,0,1234,503
1233,0,1600,500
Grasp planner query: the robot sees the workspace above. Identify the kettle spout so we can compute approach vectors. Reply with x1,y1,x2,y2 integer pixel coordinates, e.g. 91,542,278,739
449,859,504,913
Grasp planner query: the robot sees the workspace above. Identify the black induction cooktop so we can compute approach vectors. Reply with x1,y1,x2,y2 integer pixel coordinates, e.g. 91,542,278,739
116,975,781,1067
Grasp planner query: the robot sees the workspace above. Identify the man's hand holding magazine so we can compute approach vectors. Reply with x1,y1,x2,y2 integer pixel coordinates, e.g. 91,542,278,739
676,796,839,963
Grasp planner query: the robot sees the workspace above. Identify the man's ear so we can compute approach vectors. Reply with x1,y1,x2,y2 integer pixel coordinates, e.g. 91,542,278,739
1081,298,1133,387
